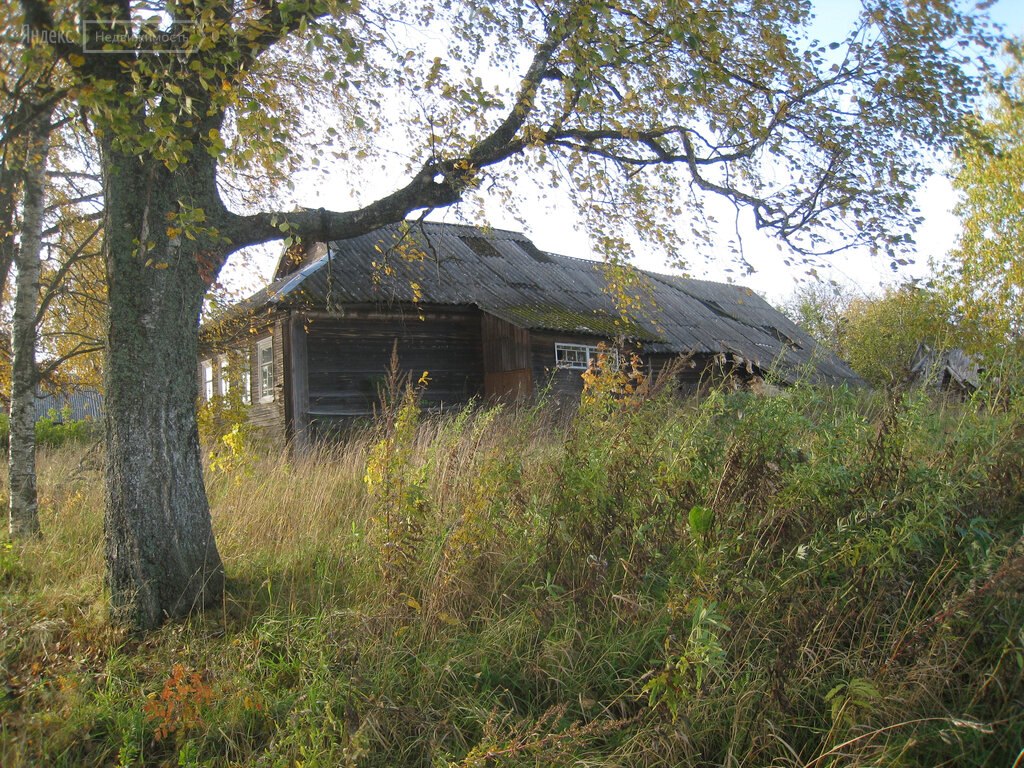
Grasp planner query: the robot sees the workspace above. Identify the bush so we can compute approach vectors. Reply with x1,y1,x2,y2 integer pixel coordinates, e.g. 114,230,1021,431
0,408,100,451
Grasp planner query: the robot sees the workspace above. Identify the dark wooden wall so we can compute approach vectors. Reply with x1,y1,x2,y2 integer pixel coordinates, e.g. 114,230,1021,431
246,319,287,444
200,307,740,451
198,315,288,445
647,352,706,394
301,308,484,433
529,334,699,403
529,331,606,404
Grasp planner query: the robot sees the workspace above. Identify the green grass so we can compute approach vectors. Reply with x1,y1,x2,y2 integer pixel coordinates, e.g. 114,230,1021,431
1,379,1022,767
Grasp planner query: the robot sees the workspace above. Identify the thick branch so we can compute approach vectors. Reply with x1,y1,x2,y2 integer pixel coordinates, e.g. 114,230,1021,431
226,162,464,249
227,18,568,251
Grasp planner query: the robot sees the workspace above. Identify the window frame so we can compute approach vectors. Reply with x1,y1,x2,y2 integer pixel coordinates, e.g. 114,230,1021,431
257,336,275,404
201,359,214,401
219,354,230,396
554,342,618,370
242,354,252,405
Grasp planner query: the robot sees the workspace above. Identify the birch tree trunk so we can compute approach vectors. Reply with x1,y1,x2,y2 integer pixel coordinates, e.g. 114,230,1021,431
0,166,17,307
8,115,50,540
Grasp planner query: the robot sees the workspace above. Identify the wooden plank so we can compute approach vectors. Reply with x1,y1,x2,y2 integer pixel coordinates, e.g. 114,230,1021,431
484,369,533,401
288,313,310,452
481,312,531,373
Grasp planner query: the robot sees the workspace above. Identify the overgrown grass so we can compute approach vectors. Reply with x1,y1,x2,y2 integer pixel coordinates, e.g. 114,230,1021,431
1,377,1022,767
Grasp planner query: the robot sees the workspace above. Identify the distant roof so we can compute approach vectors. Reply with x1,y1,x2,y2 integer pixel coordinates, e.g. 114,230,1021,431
225,221,862,386
910,343,981,391
35,386,103,422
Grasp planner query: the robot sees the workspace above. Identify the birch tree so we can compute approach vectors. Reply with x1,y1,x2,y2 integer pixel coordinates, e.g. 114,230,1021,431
7,113,51,539
948,40,1024,346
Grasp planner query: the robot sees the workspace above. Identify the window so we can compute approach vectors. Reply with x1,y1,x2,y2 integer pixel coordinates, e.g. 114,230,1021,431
220,355,230,396
257,337,274,403
554,343,617,370
242,356,251,405
201,360,214,401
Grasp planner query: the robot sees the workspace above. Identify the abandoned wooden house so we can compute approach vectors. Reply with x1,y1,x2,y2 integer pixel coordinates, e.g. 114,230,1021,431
909,342,982,397
199,222,862,447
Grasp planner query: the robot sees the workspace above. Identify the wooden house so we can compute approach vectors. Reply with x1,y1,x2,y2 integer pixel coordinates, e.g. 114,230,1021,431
909,342,982,397
199,222,862,448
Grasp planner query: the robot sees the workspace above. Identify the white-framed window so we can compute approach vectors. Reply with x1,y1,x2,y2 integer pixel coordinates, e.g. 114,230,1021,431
242,355,252,405
220,354,230,396
554,343,617,370
201,359,214,401
257,336,274,403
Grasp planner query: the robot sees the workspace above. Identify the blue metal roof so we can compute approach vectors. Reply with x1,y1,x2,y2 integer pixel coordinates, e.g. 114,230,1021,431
34,386,103,422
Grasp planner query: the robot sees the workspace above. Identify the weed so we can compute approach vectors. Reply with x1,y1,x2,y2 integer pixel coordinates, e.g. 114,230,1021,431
2,381,1023,767
143,663,215,742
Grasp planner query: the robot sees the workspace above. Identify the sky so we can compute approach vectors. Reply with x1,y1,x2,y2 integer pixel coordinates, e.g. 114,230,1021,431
223,0,1024,307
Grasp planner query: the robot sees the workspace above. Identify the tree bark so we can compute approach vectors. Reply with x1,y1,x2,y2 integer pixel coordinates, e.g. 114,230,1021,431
101,147,224,629
0,166,17,305
8,115,50,540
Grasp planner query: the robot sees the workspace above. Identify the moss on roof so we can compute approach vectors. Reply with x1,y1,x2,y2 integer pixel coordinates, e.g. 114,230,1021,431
497,303,659,340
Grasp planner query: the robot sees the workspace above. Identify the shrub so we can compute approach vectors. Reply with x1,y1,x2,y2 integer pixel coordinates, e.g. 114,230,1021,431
0,408,100,451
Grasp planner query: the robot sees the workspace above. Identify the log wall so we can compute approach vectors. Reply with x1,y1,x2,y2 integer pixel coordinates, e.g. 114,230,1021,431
301,308,484,434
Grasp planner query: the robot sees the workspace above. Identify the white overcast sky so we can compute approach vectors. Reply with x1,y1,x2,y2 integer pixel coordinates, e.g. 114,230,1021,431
223,0,1024,306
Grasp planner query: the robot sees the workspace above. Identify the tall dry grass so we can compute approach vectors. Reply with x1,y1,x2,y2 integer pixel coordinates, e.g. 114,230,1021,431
1,380,1022,767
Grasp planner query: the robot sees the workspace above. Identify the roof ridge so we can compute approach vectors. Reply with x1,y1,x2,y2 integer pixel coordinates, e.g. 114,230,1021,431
327,219,534,244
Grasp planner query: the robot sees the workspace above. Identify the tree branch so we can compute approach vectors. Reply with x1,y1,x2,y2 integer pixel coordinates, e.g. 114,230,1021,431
36,223,102,324
38,341,105,378
226,16,570,251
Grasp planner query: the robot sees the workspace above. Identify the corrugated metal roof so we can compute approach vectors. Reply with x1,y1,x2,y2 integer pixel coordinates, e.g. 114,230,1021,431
34,386,103,422
234,221,861,386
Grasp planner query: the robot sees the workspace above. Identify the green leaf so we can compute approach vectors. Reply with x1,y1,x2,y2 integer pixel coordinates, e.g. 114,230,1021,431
688,505,713,537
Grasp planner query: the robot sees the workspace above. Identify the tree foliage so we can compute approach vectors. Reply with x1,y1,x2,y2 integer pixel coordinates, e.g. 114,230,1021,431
785,281,970,388
947,39,1024,345
845,284,963,388
19,0,998,260
1,3,106,401
781,281,851,354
